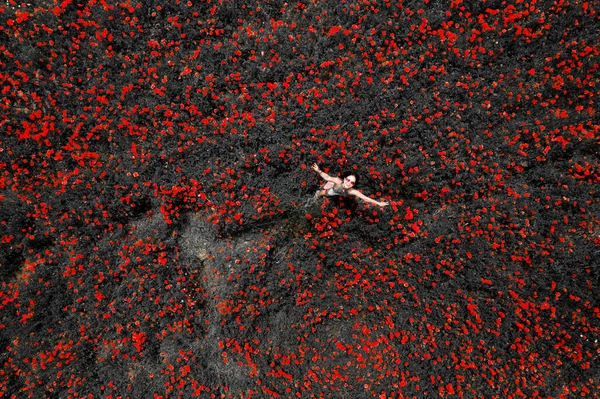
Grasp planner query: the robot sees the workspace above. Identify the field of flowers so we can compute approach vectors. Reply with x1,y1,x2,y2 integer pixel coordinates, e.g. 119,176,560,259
0,0,598,398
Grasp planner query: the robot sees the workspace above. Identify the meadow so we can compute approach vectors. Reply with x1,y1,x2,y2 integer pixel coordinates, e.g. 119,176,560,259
0,0,598,397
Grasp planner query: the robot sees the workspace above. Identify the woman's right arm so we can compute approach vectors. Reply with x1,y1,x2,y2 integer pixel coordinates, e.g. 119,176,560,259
312,164,340,183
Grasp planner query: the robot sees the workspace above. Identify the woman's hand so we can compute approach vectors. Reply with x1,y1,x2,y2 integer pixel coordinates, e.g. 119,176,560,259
378,201,389,207
311,163,320,173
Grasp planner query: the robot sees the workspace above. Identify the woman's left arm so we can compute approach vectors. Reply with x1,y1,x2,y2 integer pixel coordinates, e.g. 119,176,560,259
348,189,389,207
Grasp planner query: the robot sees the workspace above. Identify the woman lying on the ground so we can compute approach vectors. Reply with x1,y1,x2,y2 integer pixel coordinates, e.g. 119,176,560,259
311,163,389,207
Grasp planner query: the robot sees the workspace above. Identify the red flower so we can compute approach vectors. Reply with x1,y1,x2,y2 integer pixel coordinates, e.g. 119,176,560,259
132,332,146,352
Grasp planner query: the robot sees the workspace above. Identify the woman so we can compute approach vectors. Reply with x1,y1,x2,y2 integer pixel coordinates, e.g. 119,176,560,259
311,163,389,207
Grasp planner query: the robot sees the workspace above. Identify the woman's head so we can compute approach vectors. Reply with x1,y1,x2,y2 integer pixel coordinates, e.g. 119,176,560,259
342,174,357,189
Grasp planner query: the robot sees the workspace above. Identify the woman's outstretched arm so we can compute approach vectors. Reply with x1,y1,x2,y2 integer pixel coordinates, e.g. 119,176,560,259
312,164,341,184
348,189,389,207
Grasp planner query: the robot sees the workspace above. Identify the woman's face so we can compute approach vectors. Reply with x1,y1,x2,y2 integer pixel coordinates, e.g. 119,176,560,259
343,175,356,189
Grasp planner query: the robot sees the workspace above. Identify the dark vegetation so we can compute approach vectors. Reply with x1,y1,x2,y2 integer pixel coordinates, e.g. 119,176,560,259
0,0,598,397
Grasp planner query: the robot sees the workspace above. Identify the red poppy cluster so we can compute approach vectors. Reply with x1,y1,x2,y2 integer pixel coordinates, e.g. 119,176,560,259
0,0,598,398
